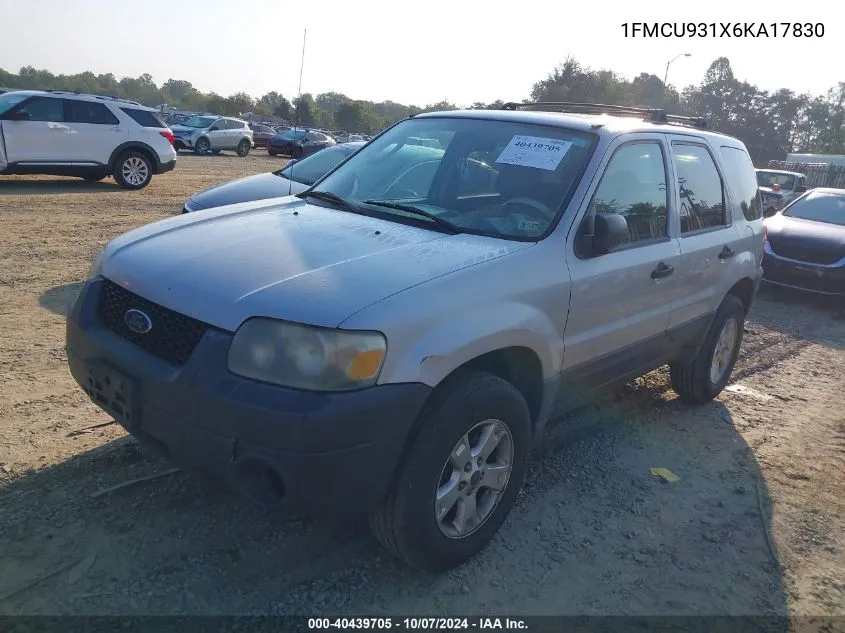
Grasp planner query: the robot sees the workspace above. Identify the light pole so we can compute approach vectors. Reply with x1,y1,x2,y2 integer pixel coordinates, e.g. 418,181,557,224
664,53,691,89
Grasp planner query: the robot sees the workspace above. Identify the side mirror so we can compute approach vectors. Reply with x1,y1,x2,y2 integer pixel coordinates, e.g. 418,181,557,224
795,185,807,193
763,207,777,218
5,111,31,121
592,213,629,255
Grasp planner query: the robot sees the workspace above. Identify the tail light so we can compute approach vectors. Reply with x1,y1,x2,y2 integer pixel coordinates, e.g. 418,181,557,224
160,130,175,146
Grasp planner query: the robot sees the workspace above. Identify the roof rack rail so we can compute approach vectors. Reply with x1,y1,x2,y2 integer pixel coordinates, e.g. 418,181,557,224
501,101,708,130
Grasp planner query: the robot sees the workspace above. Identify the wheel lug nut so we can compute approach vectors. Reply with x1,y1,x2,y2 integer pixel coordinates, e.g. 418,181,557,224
464,463,472,472
458,482,466,491
477,458,483,467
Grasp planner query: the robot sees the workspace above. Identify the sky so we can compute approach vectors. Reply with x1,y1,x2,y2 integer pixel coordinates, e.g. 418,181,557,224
0,0,837,106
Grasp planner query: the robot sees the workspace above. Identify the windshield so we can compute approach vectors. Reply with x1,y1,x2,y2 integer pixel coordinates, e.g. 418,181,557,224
783,191,845,226
180,116,217,128
757,171,796,190
0,92,30,116
309,117,597,239
277,145,354,185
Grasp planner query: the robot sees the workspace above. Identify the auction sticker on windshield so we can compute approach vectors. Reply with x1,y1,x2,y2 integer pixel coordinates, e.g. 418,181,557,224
495,135,572,171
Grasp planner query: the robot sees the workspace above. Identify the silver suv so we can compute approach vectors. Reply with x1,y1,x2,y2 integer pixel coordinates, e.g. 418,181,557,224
66,103,765,571
171,115,254,156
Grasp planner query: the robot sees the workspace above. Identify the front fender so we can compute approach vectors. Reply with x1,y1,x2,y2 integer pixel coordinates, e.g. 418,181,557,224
373,302,563,387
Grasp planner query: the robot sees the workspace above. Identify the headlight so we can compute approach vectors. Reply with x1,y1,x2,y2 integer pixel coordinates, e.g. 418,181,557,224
228,318,387,391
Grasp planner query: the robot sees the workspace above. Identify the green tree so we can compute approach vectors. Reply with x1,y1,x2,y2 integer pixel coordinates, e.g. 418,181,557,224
293,93,317,127
335,100,370,132
258,91,292,119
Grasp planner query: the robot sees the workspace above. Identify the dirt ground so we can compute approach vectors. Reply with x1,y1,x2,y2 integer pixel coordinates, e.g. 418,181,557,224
0,154,843,617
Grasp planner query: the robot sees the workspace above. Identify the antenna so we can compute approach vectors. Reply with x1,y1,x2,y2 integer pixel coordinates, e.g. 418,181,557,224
289,28,307,196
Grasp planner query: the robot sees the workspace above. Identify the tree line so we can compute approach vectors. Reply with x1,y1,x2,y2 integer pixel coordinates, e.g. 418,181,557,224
2,58,843,163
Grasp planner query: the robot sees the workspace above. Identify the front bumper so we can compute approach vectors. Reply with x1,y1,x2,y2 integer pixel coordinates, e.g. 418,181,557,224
65,278,432,516
762,243,845,296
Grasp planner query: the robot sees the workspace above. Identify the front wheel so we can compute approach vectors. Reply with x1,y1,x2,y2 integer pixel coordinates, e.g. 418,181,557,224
236,139,251,157
113,151,152,190
194,137,211,155
370,371,531,571
670,294,746,403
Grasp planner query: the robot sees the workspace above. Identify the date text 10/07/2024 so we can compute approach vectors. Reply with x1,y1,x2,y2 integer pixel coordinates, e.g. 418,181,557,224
621,22,824,38
308,618,529,630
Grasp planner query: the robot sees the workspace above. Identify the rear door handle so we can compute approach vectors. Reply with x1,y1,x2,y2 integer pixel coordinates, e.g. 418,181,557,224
718,246,736,260
651,262,675,279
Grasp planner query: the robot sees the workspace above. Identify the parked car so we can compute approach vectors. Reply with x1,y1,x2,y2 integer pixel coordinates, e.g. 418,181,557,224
182,142,365,213
757,169,808,216
171,115,254,156
267,128,336,158
762,187,845,296
249,123,276,149
66,104,764,571
0,89,176,189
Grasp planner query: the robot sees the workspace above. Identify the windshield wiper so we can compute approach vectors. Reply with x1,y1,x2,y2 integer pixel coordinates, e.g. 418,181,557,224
362,200,461,234
298,190,362,214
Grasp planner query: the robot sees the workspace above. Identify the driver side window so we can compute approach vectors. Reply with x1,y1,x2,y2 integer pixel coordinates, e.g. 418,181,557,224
590,142,668,245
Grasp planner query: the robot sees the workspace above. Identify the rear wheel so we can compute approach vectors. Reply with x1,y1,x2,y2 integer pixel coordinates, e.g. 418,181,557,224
370,371,531,571
113,151,152,190
268,149,278,156
236,139,251,157
670,295,746,403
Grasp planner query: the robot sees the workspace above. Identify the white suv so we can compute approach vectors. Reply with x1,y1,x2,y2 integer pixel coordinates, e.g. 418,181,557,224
0,90,176,189
170,115,254,157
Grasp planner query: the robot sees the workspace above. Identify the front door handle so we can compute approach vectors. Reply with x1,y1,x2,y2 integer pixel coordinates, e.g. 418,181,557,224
651,261,675,279
47,123,69,131
718,246,736,260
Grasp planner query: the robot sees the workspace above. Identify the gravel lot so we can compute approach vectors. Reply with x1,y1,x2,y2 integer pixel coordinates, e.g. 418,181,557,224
0,154,843,617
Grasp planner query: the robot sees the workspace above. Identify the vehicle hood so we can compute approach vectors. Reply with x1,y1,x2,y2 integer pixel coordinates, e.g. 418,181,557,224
100,199,533,332
765,213,845,253
185,172,307,211
170,124,202,136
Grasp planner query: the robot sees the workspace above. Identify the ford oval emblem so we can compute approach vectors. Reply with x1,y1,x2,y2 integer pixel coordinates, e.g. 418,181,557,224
124,309,153,334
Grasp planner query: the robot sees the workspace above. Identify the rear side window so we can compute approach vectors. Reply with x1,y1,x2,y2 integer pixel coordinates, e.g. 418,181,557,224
120,107,166,128
671,143,727,234
66,100,119,125
719,146,761,221
226,120,245,130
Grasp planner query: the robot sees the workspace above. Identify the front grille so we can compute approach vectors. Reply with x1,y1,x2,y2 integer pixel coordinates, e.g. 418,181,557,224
769,242,843,265
97,278,211,366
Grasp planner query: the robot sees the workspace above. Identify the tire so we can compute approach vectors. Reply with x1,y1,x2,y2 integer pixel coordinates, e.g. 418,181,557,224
236,139,251,157
370,371,531,571
292,146,303,159
670,294,746,404
113,151,153,190
268,150,278,157
194,137,211,155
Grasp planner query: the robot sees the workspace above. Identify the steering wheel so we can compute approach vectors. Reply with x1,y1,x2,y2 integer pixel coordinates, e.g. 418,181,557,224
500,197,552,220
